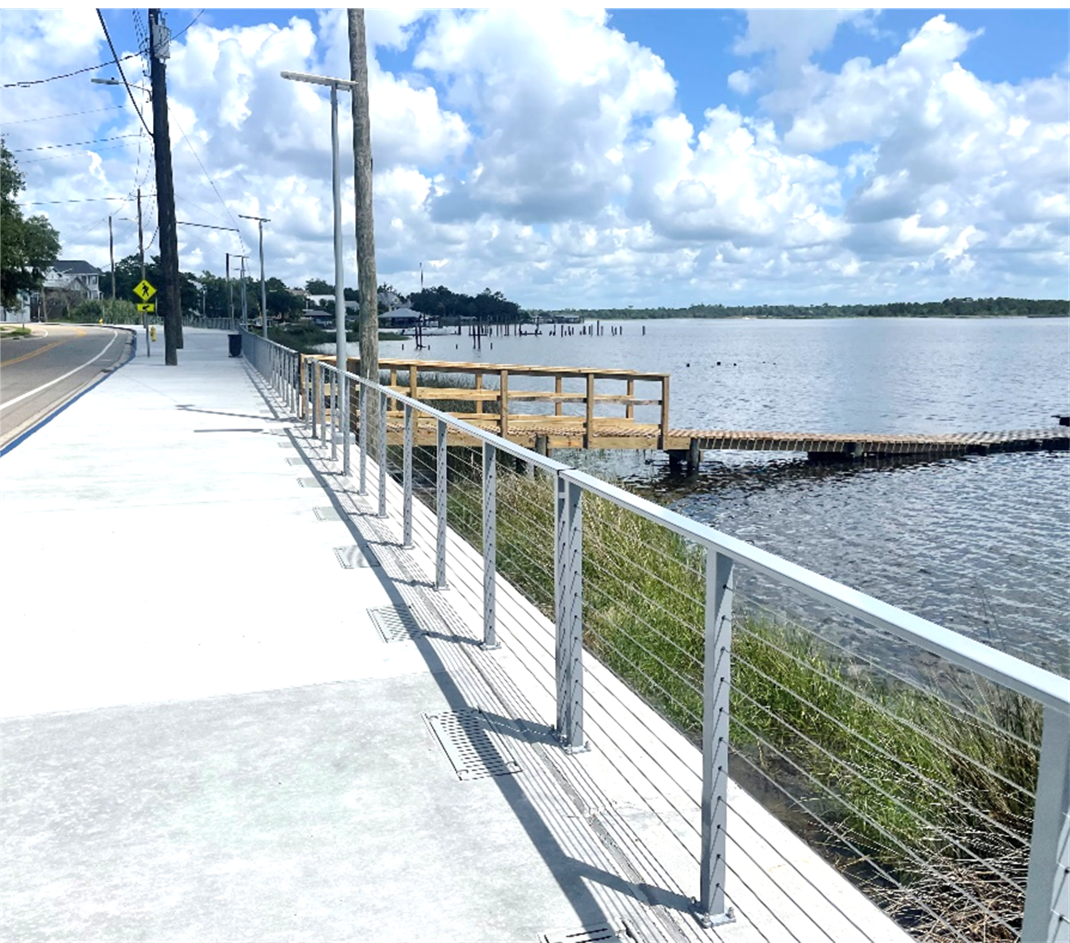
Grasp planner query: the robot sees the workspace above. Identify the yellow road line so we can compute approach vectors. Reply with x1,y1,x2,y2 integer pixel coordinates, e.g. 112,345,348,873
1,327,87,367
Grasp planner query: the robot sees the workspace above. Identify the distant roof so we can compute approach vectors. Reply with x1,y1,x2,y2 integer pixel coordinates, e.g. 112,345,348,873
53,260,102,275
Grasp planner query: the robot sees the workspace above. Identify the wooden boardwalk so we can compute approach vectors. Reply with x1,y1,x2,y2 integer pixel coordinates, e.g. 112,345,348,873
311,356,1070,463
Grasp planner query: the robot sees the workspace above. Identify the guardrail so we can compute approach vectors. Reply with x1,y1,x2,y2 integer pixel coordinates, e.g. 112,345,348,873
243,329,1070,942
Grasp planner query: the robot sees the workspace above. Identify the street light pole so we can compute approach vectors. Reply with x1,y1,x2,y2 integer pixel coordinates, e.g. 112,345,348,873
236,255,249,328
226,252,233,326
281,70,357,475
233,255,249,329
239,214,270,339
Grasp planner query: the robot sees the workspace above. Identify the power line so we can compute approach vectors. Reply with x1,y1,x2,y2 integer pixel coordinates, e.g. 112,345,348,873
18,142,135,165
2,106,124,126
169,108,247,254
2,53,141,89
10,134,140,154
15,195,156,206
171,10,204,43
96,9,154,140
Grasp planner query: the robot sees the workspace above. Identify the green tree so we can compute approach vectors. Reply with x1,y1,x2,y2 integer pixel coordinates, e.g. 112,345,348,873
1,139,61,307
266,276,303,321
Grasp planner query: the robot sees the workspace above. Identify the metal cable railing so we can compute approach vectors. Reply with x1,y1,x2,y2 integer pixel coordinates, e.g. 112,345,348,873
241,332,1070,943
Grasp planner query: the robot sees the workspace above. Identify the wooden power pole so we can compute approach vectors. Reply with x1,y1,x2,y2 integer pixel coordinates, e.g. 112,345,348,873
108,216,116,302
149,8,182,363
348,9,378,431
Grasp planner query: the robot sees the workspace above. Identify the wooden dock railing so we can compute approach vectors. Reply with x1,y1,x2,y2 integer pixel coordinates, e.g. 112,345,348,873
300,354,1069,462
308,356,672,451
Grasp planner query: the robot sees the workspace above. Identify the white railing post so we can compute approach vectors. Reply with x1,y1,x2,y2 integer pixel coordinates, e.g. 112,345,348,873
1022,704,1070,943
319,362,328,444
341,364,351,478
698,550,735,927
554,475,585,752
305,360,313,431
359,382,367,495
436,418,448,589
482,442,498,649
330,366,338,462
402,403,414,548
378,390,388,519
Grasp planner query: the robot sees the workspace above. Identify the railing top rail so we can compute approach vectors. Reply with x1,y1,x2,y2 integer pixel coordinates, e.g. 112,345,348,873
337,355,670,382
240,329,298,356
561,467,1070,714
324,362,571,473
292,340,1070,714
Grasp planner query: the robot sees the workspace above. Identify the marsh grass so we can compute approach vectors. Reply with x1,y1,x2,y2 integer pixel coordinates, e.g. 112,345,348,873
434,455,1040,941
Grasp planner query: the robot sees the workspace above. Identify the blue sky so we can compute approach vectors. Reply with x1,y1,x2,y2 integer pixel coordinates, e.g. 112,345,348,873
1,7,1067,309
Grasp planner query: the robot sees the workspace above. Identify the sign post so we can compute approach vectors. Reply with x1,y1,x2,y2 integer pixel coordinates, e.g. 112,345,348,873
133,279,157,357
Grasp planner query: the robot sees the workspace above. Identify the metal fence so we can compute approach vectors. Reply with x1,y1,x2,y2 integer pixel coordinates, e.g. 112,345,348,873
243,329,1069,943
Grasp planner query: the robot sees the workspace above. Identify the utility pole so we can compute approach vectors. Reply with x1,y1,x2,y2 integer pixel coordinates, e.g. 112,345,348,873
108,216,116,303
238,214,270,338
239,256,248,328
149,8,181,363
225,252,233,325
348,10,378,436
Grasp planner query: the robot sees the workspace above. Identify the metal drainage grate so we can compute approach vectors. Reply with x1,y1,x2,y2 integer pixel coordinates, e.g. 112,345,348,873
334,546,379,569
538,924,631,943
297,477,320,488
367,605,424,643
423,708,521,781
313,507,342,522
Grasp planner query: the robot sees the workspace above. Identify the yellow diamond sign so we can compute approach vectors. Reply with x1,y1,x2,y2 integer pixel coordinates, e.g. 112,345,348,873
133,279,156,302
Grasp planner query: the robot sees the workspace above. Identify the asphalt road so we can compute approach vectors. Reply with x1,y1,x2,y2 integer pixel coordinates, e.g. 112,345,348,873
0,323,132,451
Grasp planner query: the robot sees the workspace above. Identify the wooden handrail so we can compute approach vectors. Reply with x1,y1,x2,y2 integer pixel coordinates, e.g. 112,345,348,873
309,353,672,447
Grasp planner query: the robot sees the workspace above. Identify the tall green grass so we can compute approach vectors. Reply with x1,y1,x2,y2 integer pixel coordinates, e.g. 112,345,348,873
438,454,1040,941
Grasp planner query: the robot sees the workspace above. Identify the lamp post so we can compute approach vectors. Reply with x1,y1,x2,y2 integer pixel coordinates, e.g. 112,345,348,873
238,214,270,338
233,255,249,329
281,69,357,475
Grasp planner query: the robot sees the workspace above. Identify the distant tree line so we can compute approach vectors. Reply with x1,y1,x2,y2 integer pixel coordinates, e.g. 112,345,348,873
532,297,1069,321
409,285,521,325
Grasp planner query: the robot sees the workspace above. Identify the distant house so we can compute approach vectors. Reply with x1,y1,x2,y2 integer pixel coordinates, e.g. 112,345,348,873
306,294,358,313
44,260,103,301
380,306,421,328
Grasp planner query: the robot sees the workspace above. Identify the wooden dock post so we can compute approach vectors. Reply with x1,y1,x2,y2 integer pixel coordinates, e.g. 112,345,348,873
659,376,670,450
499,369,509,438
584,372,595,448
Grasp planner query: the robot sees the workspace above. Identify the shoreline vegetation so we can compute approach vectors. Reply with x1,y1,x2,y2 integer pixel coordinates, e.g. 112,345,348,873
529,296,1068,322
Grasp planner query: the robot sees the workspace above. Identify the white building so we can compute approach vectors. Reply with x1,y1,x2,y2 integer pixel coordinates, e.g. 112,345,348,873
44,260,103,301
1,290,32,323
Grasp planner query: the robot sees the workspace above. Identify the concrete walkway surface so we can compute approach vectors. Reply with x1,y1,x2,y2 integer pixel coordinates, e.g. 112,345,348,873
0,328,913,942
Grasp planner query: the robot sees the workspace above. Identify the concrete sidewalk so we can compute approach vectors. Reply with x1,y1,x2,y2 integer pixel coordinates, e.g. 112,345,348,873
0,329,912,942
